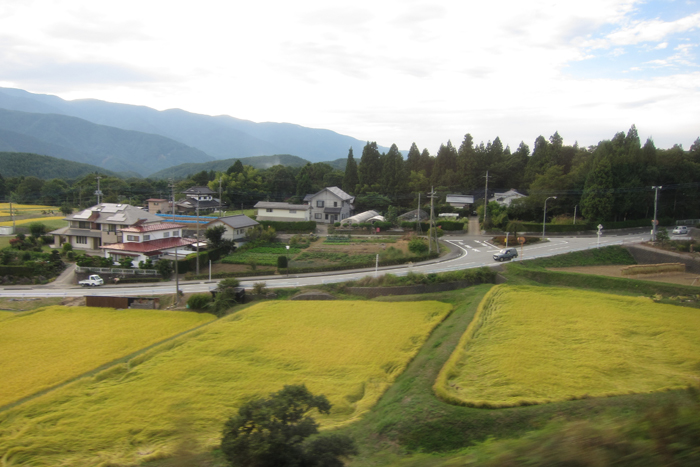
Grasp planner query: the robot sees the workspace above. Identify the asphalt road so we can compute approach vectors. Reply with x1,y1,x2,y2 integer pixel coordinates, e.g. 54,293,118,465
0,231,650,299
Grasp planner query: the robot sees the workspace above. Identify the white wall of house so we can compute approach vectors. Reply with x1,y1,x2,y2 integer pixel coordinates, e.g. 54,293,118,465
122,228,181,243
256,208,310,222
307,192,351,223
207,220,256,240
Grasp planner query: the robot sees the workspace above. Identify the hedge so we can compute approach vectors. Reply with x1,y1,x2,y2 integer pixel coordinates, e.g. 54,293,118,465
0,266,34,277
520,218,677,233
258,220,317,232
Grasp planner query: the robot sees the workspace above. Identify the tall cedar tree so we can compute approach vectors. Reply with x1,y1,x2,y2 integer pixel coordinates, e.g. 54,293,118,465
342,147,359,194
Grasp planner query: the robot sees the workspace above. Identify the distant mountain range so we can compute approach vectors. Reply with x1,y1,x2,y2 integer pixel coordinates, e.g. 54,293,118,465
0,87,390,176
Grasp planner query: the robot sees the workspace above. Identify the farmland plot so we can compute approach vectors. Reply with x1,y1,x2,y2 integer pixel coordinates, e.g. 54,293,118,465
435,285,700,408
0,306,215,408
0,300,451,467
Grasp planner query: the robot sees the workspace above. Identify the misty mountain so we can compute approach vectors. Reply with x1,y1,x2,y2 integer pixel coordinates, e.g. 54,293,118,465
0,152,125,179
0,87,391,163
0,108,214,176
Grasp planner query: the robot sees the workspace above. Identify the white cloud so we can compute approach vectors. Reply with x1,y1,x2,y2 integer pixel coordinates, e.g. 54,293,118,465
0,0,697,152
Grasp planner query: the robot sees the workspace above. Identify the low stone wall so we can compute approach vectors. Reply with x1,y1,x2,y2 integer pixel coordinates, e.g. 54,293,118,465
347,280,473,299
625,245,700,274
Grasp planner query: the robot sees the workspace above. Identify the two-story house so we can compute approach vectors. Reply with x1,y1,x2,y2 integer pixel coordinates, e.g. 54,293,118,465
303,187,354,224
177,186,225,214
145,198,173,214
50,203,164,251
100,222,197,265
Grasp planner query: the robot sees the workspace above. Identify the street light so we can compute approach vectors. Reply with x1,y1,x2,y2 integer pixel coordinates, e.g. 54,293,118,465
542,196,557,239
652,186,662,241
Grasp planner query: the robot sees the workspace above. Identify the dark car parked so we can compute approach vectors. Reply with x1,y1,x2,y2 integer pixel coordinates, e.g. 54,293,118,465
493,247,518,262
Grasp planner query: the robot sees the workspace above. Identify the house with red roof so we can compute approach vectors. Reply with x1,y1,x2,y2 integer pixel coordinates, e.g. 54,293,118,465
100,222,196,265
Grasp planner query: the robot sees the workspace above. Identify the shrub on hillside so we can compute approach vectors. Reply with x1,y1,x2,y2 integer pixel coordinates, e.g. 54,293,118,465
187,293,212,311
408,237,428,254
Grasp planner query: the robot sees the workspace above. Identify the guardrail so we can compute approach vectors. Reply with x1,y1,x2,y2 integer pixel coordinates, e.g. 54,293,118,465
75,266,159,276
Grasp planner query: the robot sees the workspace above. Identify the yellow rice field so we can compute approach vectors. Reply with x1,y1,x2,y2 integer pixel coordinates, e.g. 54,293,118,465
0,203,59,216
435,285,700,408
0,216,65,227
0,306,215,408
0,311,15,321
0,300,451,466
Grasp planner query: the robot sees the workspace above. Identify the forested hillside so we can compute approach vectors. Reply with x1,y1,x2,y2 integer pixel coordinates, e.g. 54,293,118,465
0,152,122,179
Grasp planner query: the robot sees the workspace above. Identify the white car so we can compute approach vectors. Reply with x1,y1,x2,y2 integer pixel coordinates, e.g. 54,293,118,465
672,226,688,235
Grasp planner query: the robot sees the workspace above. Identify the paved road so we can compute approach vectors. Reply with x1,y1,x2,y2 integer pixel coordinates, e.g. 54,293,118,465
0,231,650,299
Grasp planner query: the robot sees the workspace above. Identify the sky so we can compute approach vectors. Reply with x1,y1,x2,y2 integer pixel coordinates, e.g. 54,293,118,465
1,0,698,154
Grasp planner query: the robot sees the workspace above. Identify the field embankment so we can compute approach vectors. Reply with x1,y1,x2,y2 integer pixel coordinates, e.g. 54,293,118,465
0,300,450,467
435,285,700,408
0,306,216,408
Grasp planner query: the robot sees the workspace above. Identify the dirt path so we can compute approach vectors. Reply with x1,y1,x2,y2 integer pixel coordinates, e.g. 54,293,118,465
548,265,700,287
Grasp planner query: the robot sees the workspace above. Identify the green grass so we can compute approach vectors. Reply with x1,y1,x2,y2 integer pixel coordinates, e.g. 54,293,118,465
520,245,636,268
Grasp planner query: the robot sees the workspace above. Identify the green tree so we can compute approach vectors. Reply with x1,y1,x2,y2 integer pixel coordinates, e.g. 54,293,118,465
205,225,227,249
227,160,245,175
358,142,382,192
342,147,359,194
380,143,406,197
221,385,356,467
581,156,614,223
156,259,174,280
28,222,47,238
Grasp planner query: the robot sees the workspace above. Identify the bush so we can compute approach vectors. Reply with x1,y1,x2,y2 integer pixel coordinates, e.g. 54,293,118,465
187,293,212,310
252,282,268,294
277,255,288,269
258,220,316,232
408,237,428,254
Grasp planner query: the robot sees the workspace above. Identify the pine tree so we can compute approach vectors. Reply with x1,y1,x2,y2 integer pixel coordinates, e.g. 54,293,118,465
342,147,359,194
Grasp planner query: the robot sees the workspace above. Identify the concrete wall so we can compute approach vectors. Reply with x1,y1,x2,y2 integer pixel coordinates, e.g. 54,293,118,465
626,245,700,274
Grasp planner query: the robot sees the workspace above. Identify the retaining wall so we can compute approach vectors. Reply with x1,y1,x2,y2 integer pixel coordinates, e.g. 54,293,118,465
625,245,700,274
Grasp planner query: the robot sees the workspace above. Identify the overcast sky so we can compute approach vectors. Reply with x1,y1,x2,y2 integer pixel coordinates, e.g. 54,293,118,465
1,0,698,154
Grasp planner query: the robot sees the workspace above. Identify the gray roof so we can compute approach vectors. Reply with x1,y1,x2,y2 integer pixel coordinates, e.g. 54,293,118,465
446,194,474,204
182,186,216,195
306,186,354,203
49,226,102,237
254,201,310,210
207,215,259,229
398,209,429,221
66,203,162,225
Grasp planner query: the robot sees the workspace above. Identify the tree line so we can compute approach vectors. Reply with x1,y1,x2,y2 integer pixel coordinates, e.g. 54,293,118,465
1,125,698,224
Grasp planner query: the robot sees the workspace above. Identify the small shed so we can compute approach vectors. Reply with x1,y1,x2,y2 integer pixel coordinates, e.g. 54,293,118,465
85,296,160,309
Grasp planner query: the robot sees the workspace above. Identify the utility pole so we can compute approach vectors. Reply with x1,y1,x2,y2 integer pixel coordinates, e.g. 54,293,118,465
416,193,422,235
169,180,179,300
196,198,200,276
652,186,662,241
95,176,103,205
218,177,223,218
483,171,490,229
428,186,438,254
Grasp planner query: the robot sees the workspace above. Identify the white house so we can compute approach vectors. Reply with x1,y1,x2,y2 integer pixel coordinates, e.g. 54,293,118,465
50,203,163,251
100,222,196,265
205,215,259,241
303,187,354,224
494,189,527,206
254,202,311,222
177,186,225,214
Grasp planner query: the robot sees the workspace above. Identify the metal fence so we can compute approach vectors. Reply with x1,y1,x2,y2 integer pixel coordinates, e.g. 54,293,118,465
75,266,159,276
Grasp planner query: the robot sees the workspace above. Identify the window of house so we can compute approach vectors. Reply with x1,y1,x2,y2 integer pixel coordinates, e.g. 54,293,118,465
315,213,322,219
289,210,296,214
266,208,273,213
164,232,170,238
144,235,151,241
173,230,180,237
76,236,88,244
78,221,90,229
126,235,139,242
325,214,329,220
334,202,338,207
316,201,324,207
